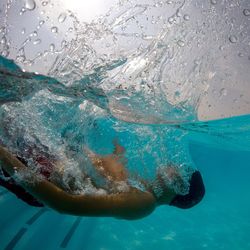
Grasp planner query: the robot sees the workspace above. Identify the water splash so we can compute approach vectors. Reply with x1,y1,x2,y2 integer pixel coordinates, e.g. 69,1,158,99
1,0,249,123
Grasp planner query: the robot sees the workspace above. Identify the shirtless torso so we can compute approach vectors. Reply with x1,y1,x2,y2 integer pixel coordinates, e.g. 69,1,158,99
0,140,205,219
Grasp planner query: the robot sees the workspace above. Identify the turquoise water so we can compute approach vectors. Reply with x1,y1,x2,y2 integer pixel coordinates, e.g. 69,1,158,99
0,55,250,249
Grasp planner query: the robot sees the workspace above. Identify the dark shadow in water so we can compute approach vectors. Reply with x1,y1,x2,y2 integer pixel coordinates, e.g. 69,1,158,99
4,227,27,250
60,217,82,248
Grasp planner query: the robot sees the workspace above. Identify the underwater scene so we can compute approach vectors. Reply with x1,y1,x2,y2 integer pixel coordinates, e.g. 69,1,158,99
0,0,250,249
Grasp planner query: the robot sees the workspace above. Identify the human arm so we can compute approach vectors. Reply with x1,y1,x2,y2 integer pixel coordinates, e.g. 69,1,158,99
0,145,156,219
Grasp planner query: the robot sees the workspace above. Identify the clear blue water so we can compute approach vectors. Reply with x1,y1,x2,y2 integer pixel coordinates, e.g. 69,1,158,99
0,55,250,250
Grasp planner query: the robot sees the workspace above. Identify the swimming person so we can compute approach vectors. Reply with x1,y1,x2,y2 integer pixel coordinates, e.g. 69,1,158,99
0,143,205,220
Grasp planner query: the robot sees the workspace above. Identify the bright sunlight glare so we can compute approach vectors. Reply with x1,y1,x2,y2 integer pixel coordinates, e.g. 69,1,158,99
61,0,115,22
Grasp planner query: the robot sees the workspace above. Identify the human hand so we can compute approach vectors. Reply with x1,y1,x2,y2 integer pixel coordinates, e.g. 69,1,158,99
84,140,128,182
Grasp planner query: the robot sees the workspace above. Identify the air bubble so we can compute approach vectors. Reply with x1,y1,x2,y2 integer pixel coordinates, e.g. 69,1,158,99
33,39,41,45
25,0,36,10
1,36,7,44
42,1,48,6
18,48,25,55
51,26,58,33
2,50,9,57
177,40,185,47
0,27,5,34
219,45,224,51
73,60,80,67
39,20,45,26
58,13,67,23
219,88,227,96
229,35,237,43
176,10,181,17
243,9,250,16
61,40,67,47
183,14,190,21
210,0,217,5
194,59,200,65
49,43,55,51
168,17,174,24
